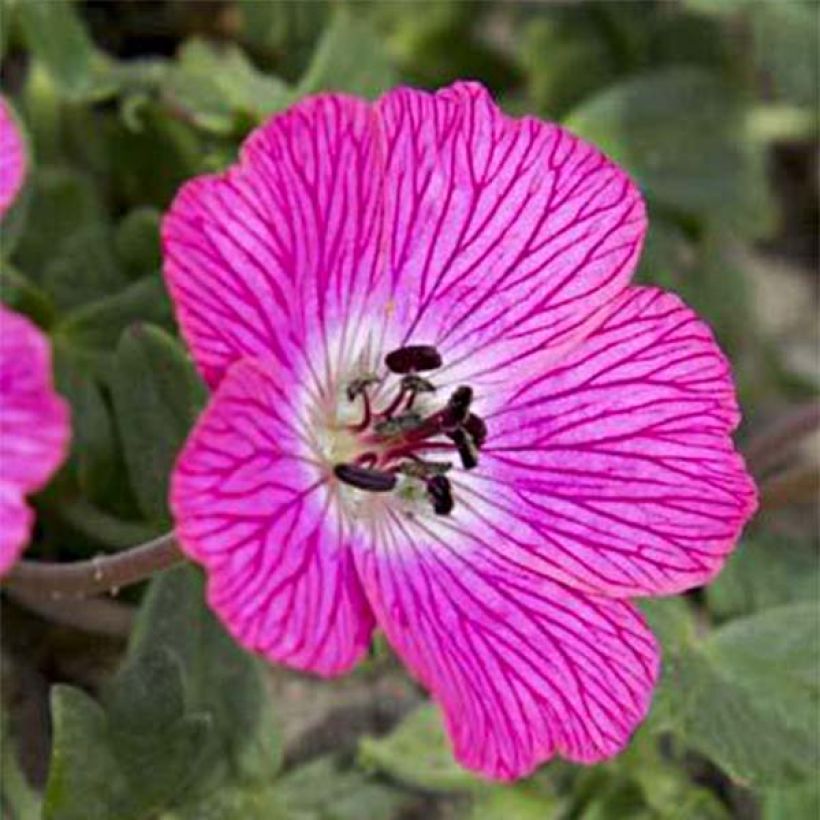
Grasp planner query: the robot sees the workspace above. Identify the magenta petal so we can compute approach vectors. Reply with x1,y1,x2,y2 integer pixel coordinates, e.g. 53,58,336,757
0,306,70,575
376,82,647,391
162,94,387,389
355,539,658,780
171,356,376,675
0,96,26,217
476,286,757,596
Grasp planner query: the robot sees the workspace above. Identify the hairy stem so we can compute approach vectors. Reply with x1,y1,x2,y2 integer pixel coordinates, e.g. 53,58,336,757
2,532,183,600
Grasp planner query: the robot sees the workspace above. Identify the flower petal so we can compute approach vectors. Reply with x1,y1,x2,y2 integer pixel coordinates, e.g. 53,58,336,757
0,306,70,574
162,94,388,389
354,533,658,780
376,81,646,391
171,356,376,675
468,286,757,597
0,96,26,217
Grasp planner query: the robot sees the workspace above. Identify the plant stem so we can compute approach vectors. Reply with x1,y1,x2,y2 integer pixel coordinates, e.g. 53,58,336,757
2,532,183,600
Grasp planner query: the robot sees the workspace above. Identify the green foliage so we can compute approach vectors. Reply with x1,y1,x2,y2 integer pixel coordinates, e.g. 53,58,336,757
109,324,206,524
1,715,42,820
647,599,820,786
297,10,397,99
44,566,282,820
565,68,774,238
706,535,820,620
359,705,479,793
16,0,99,101
166,39,290,135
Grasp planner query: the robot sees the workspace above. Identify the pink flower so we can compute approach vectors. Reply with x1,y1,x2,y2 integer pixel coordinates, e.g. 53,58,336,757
0,305,70,575
0,96,26,217
163,82,757,780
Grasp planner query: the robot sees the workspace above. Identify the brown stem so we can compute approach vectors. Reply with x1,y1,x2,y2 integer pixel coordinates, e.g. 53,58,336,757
2,532,183,600
744,401,820,476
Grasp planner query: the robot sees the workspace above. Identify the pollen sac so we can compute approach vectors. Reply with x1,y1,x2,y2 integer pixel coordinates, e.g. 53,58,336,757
464,413,487,449
426,474,454,515
449,428,478,470
385,345,442,374
445,386,473,426
346,374,381,402
334,463,397,492
401,374,436,394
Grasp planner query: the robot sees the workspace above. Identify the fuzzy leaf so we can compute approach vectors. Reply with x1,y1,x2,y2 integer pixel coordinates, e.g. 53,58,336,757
108,324,205,523
565,68,774,237
297,10,397,99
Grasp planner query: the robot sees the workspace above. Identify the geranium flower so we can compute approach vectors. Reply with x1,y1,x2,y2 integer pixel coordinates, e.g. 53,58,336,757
0,96,26,216
163,82,756,780
0,305,71,575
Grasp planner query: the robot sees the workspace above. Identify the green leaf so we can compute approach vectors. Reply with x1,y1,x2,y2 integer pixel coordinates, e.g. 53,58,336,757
104,648,213,811
298,10,397,99
106,103,202,208
751,2,818,107
108,324,205,523
42,224,127,311
653,602,820,785
114,207,162,279
564,68,775,237
44,672,210,820
44,685,132,820
706,535,820,620
166,38,290,135
470,785,559,820
128,566,282,787
273,755,417,820
52,343,120,505
12,166,104,280
44,566,283,819
359,703,479,793
762,780,820,820
1,712,42,820
16,0,107,101
56,275,174,365
0,261,56,328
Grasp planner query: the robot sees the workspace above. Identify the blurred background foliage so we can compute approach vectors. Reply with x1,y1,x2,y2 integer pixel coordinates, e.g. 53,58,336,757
0,1,817,819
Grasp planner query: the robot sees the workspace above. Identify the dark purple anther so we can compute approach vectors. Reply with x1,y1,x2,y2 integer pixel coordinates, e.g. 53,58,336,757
426,474,454,515
464,413,487,449
385,345,442,374
446,386,473,426
334,463,397,492
449,428,478,470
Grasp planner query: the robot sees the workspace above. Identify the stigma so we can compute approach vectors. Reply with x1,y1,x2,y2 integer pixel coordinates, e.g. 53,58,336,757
332,344,487,516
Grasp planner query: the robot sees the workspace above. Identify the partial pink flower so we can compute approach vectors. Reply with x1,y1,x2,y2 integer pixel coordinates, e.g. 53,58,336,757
0,306,70,575
163,82,757,780
0,96,26,217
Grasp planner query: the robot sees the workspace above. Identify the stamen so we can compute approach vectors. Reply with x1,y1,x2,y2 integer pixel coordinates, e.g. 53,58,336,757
426,475,454,515
449,428,478,470
445,386,473,427
346,374,381,402
334,463,397,492
464,413,487,449
385,345,442,374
